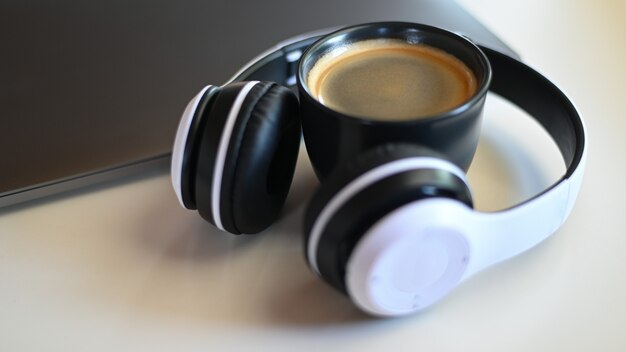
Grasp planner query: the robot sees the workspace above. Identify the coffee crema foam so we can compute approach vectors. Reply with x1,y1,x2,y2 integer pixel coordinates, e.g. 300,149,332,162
307,39,477,121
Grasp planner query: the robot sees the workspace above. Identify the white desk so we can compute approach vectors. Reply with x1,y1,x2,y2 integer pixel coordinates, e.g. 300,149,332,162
2,1,625,351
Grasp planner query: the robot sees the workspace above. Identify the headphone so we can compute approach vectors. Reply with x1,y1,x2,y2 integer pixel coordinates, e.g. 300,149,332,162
170,26,587,316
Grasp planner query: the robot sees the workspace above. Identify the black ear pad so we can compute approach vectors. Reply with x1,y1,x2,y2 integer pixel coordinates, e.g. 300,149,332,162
303,143,474,293
194,81,300,234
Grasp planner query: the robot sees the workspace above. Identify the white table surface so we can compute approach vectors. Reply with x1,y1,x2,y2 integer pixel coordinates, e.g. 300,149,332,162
2,1,625,351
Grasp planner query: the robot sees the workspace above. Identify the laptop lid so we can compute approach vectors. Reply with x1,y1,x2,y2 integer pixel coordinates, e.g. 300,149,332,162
0,0,517,207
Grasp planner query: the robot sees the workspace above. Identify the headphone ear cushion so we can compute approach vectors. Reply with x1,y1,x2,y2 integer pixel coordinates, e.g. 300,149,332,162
304,143,455,233
304,143,473,292
194,81,300,234
224,83,301,234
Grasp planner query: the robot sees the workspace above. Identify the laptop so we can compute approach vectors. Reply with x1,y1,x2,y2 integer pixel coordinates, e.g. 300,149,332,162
0,0,517,207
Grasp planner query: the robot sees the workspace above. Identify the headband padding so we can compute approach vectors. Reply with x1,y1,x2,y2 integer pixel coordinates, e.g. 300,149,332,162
304,144,473,292
482,47,584,175
220,82,300,234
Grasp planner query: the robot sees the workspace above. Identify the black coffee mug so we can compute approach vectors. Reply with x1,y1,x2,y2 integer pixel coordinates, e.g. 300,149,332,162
297,22,492,180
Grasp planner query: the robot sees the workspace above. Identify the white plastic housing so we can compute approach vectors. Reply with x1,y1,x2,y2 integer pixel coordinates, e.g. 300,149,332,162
346,148,586,316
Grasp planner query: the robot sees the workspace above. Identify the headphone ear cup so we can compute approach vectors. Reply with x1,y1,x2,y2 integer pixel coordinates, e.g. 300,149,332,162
304,143,473,292
194,81,300,234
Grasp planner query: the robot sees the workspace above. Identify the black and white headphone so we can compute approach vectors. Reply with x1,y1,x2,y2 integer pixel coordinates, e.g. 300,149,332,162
170,26,587,316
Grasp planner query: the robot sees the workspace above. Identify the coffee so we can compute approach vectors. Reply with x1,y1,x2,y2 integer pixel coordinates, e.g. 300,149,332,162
307,39,477,121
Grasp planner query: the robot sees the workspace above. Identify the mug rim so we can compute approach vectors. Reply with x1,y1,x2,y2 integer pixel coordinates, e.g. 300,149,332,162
296,21,492,126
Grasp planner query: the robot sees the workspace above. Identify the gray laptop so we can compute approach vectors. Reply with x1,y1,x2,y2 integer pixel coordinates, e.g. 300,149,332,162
0,0,517,208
